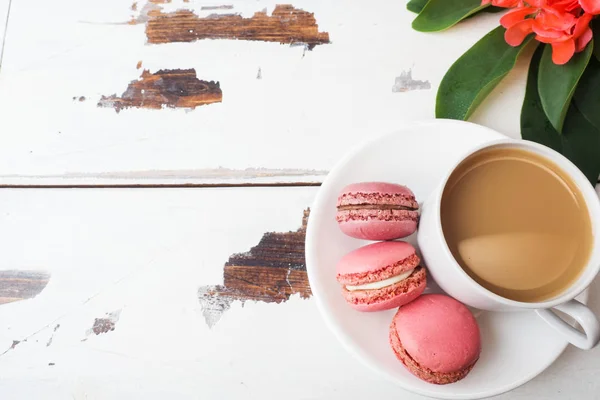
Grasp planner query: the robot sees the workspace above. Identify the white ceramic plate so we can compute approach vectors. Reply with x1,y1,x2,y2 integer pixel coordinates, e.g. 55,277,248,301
305,119,589,400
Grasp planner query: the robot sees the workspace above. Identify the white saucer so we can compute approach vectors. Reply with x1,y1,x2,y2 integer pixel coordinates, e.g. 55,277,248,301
305,120,589,399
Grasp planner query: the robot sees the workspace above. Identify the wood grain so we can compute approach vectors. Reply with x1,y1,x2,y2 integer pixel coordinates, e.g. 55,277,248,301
0,271,50,305
214,207,311,301
217,266,311,302
98,69,222,112
146,5,330,49
198,209,311,327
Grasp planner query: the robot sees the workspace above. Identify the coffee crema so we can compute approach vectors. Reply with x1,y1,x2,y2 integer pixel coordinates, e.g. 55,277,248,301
441,147,592,302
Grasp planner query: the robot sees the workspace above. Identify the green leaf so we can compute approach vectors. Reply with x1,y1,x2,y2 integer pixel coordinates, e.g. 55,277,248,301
436,26,533,120
562,106,600,185
573,56,600,132
522,45,600,185
592,20,600,62
522,47,562,152
407,0,430,14
406,0,502,15
538,42,592,133
483,6,505,12
412,0,489,32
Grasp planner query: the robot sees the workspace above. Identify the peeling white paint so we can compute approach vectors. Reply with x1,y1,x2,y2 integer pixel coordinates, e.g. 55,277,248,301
197,285,234,328
391,69,431,93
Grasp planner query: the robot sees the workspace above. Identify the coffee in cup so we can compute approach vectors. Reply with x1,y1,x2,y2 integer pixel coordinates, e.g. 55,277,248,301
440,147,592,303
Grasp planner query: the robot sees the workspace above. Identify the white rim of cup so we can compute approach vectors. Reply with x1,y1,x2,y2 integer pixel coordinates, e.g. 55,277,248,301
432,138,600,310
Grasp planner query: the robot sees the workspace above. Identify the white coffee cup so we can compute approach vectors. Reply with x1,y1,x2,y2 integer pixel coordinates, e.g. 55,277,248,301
418,138,600,350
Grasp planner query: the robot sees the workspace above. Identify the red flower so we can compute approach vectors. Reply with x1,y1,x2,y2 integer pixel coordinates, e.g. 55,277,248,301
482,0,522,7
491,0,595,64
579,0,600,14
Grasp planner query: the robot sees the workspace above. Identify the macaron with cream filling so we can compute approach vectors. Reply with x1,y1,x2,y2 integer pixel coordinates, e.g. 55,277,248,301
336,182,419,240
336,241,426,312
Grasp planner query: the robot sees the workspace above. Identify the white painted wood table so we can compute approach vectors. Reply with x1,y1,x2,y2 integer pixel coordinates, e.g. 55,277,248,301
0,1,598,399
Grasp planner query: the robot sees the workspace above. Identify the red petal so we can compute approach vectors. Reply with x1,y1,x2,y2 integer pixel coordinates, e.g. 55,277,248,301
576,27,593,51
532,25,571,40
551,39,576,64
549,0,580,12
500,7,537,28
482,0,492,4
579,0,600,14
493,0,521,6
573,13,593,38
534,34,549,42
535,33,571,42
529,0,547,7
535,9,576,30
505,20,534,46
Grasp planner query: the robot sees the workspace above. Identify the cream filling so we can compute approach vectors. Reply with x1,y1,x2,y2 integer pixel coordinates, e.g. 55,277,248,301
345,269,414,291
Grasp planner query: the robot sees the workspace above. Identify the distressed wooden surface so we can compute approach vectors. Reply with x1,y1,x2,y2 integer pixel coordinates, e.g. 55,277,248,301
199,208,311,326
145,5,330,48
98,68,222,112
0,188,597,399
1,0,599,398
0,0,525,183
0,271,50,305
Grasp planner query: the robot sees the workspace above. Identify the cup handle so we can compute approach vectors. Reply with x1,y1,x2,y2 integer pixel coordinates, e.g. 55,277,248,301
536,300,600,350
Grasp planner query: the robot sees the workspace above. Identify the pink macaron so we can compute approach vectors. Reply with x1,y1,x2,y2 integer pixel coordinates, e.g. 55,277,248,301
336,182,419,240
389,294,481,384
336,241,426,312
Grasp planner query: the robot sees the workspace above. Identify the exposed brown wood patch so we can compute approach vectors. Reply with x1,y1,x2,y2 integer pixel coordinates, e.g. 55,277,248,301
98,69,222,113
146,5,330,49
88,310,121,336
136,60,143,69
92,319,115,334
0,271,50,306
198,209,311,327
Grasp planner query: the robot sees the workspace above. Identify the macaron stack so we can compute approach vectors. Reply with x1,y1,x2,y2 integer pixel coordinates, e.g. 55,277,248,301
334,182,481,385
335,182,425,311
